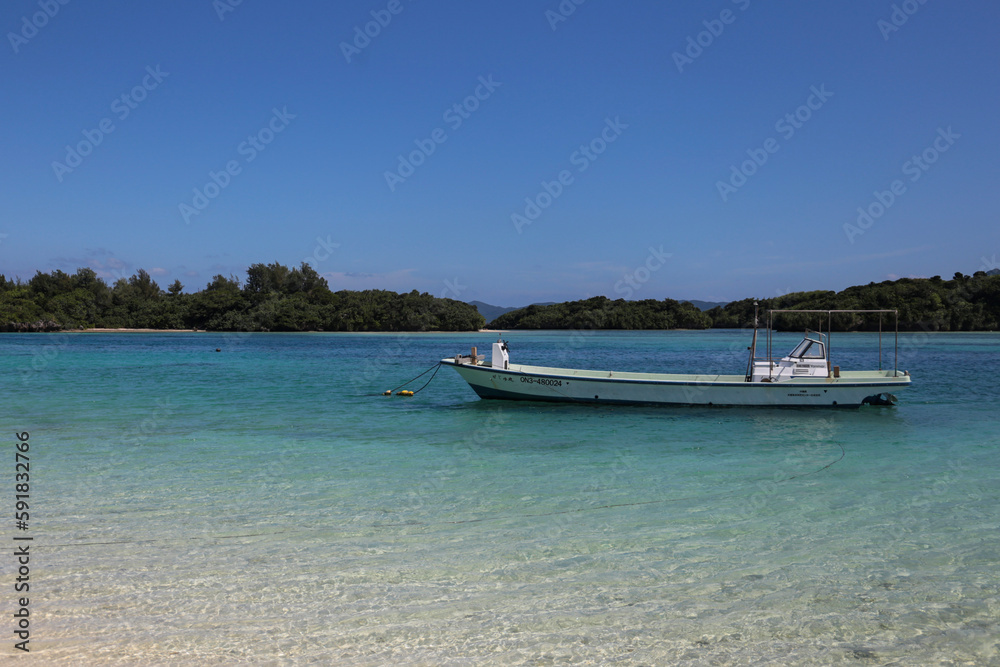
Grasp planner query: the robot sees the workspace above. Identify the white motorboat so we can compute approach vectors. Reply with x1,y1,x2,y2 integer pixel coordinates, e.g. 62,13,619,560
441,309,911,407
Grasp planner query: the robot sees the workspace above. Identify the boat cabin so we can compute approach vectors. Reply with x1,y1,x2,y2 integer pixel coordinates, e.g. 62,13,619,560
750,332,830,382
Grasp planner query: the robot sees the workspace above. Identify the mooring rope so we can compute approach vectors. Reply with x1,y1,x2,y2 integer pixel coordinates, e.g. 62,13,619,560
383,362,443,396
409,362,443,394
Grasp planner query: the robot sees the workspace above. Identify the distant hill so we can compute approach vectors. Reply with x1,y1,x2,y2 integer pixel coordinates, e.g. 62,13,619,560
988,268,999,276
469,300,555,323
473,298,724,322
489,297,711,330
473,299,721,320
683,300,729,311
468,301,518,323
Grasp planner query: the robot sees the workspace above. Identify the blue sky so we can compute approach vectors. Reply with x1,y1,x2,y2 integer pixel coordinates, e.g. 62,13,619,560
2,0,998,305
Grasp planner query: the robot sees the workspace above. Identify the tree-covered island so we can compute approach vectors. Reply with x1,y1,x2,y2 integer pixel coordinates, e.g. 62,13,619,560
0,262,485,332
491,271,1000,332
2,265,998,332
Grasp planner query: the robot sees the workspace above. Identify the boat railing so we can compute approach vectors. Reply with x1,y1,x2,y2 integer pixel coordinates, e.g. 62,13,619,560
746,309,900,381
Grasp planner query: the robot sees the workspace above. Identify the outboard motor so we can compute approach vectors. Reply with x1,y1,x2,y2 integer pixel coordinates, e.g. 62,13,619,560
863,392,898,406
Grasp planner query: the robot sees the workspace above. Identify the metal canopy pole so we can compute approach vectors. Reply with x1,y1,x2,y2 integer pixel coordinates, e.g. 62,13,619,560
824,312,830,375
763,309,900,376
767,310,772,380
879,313,883,371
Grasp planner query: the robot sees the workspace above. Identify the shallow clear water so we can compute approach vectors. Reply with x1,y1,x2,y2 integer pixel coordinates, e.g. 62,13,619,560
2,330,999,664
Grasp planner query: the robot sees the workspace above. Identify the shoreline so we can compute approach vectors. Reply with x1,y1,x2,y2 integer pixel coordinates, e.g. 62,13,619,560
66,328,204,333
59,328,509,334
13,327,997,334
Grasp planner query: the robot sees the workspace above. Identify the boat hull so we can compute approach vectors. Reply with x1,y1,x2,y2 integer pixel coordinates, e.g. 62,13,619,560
442,360,910,408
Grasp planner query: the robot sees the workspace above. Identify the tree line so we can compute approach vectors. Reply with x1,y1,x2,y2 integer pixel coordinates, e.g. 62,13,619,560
489,269,1000,331
0,263,485,332
490,272,1000,332
705,272,1000,331
3,267,998,333
488,296,712,330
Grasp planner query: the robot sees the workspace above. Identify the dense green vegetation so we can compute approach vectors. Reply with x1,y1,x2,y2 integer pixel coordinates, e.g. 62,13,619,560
3,267,998,332
0,263,485,332
705,272,1000,331
489,296,712,330
490,272,1000,332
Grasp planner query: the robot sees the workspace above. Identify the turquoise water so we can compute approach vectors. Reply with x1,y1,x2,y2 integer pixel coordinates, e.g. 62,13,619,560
2,330,999,664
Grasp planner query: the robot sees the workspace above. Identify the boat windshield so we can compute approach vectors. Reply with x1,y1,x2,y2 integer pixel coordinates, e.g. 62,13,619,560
789,338,825,359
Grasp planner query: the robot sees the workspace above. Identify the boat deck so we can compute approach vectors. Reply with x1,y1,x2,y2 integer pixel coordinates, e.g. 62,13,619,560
443,360,908,385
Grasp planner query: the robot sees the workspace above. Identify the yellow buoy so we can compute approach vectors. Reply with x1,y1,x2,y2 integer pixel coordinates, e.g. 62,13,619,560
382,390,391,396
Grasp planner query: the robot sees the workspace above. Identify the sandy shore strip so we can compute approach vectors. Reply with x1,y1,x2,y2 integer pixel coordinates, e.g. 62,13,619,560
63,328,507,334
67,328,204,333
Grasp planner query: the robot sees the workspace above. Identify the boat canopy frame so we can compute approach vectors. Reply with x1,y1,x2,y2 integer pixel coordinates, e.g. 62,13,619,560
751,308,900,381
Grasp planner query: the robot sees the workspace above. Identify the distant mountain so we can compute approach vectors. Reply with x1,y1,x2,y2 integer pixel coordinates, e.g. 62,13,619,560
469,301,555,323
468,301,517,323
988,268,1000,276
683,300,729,311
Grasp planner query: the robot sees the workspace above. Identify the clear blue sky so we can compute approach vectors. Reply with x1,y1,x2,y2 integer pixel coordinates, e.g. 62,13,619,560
2,0,998,305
